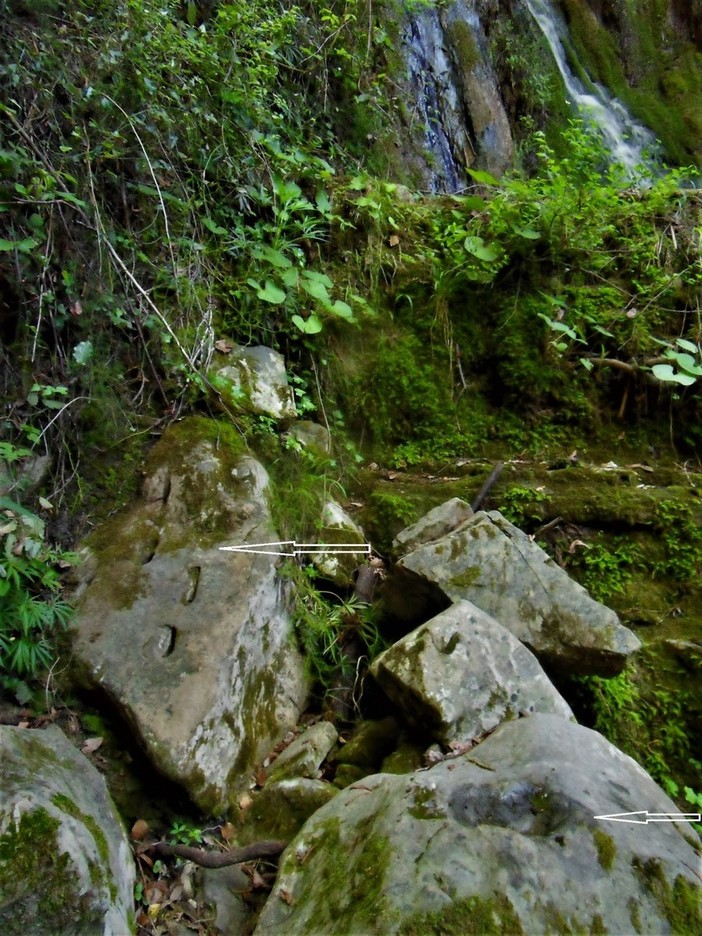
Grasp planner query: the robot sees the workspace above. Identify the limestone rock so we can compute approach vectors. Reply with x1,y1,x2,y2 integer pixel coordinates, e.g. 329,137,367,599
70,417,308,812
255,715,701,935
209,343,296,422
267,722,338,783
370,600,574,745
396,509,640,674
0,725,134,936
392,496,473,553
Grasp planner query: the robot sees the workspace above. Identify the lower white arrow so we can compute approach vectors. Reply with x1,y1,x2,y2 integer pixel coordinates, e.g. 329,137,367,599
594,811,701,824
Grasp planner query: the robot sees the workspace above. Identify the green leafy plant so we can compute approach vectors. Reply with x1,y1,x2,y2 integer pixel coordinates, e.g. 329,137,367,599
498,486,549,528
0,495,76,693
168,820,203,847
566,539,643,602
654,500,702,583
287,564,387,698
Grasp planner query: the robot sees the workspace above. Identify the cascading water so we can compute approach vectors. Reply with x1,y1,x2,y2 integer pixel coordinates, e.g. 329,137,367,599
524,0,658,173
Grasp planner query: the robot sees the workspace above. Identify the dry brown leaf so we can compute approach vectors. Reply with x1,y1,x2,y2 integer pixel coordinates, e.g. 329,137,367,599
279,889,295,905
81,736,104,754
388,234,400,247
221,820,238,840
214,339,234,353
131,818,150,841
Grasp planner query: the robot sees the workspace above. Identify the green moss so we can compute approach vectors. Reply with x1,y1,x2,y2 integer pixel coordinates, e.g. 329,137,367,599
51,793,110,865
407,785,444,820
276,814,393,933
446,21,481,73
448,566,481,589
592,827,616,871
628,897,642,934
399,892,526,935
632,858,702,934
0,808,104,935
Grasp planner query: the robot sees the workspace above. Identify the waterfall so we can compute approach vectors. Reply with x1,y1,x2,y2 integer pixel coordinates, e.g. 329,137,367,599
524,0,657,173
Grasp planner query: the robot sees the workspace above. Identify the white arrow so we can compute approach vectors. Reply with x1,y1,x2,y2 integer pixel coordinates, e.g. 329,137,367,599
219,540,371,558
594,811,701,825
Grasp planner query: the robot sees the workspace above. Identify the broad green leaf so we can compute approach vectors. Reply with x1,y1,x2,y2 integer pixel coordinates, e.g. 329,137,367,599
651,364,696,386
0,237,38,253
676,338,699,354
464,235,499,263
315,190,332,215
256,245,292,269
292,314,323,334
257,280,286,304
301,269,333,288
672,353,702,376
328,300,354,321
202,217,228,235
580,358,594,371
514,226,540,240
592,325,614,338
466,168,500,187
72,341,93,365
301,278,330,303
281,267,300,289
348,176,367,191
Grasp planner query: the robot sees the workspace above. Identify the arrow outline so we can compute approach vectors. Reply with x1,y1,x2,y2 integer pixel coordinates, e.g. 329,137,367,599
219,540,372,558
594,810,701,825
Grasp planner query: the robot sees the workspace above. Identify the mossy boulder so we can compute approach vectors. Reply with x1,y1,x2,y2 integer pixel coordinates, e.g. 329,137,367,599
254,715,701,935
0,725,134,936
70,417,309,813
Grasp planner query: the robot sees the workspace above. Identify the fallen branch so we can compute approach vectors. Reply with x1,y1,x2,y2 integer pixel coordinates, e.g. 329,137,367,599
143,839,286,869
471,462,504,512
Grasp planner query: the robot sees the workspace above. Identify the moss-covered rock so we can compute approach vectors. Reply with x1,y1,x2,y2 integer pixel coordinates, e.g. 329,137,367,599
0,725,134,936
254,715,701,935
70,417,309,813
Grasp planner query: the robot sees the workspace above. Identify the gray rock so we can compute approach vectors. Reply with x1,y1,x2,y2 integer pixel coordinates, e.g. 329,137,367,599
255,715,701,936
242,778,338,843
397,509,640,674
311,501,368,586
370,600,574,744
197,865,252,936
289,420,332,456
0,725,134,936
209,343,296,422
392,496,473,553
71,418,308,812
267,722,339,782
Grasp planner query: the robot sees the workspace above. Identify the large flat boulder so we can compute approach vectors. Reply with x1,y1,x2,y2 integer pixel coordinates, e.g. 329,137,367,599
370,600,574,744
0,725,134,936
70,418,308,812
392,509,640,674
255,714,701,935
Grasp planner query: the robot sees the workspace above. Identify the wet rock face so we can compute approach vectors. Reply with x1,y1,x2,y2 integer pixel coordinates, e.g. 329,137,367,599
70,418,309,813
391,508,640,675
398,0,514,191
370,600,574,744
254,715,701,936
0,725,135,936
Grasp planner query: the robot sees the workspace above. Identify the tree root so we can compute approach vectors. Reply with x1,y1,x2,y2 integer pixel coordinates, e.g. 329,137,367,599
143,839,286,868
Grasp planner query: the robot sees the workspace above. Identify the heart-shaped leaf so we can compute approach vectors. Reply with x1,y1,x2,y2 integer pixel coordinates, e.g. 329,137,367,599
292,314,323,334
